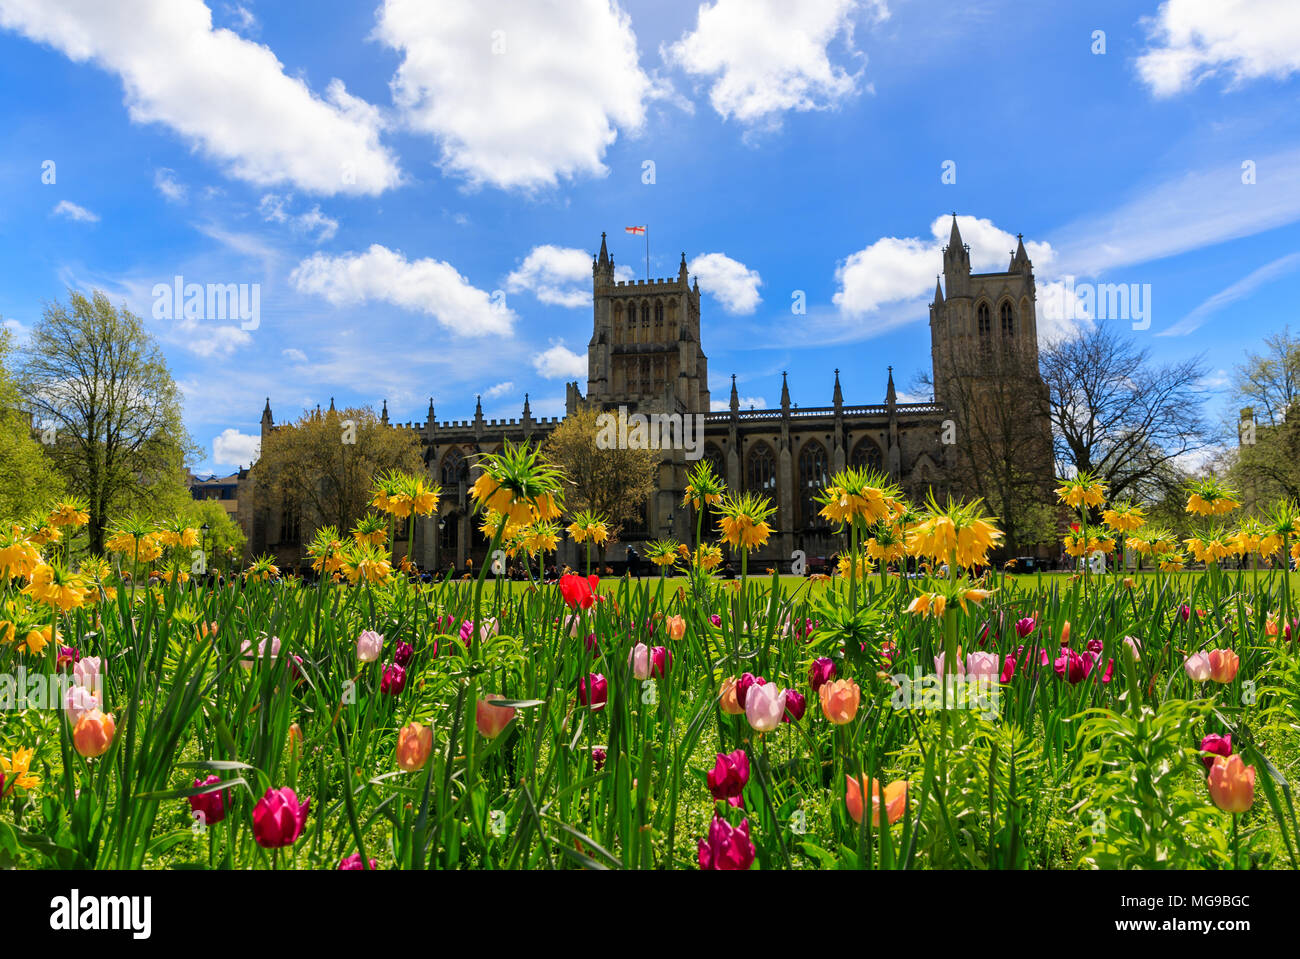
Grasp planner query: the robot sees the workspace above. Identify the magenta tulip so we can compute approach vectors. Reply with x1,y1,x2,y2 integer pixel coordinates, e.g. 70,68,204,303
697,814,756,871
251,787,309,848
707,749,749,806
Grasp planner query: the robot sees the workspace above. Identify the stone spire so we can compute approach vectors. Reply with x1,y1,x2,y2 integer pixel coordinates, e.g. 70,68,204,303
933,275,944,305
522,392,532,422
729,373,739,414
679,251,689,283
427,397,435,423
1012,232,1031,272
833,368,843,409
885,366,897,406
780,371,790,412
380,399,389,425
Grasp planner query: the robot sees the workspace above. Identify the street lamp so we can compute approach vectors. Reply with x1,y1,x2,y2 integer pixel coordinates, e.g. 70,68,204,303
200,522,211,576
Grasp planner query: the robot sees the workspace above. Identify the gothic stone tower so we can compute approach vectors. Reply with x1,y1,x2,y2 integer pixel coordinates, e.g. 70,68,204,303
587,232,709,414
584,232,710,541
928,215,1055,548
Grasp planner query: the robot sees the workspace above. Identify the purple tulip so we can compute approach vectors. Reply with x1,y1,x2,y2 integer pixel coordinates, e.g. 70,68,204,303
697,814,755,871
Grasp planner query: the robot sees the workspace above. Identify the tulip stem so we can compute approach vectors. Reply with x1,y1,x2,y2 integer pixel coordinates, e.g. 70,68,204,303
1232,813,1240,870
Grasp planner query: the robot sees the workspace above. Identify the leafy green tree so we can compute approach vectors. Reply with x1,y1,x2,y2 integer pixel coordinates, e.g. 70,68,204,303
181,498,247,573
0,327,64,523
18,290,197,553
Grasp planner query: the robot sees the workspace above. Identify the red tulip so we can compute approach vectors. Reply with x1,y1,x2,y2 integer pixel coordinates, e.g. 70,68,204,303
1000,654,1016,683
559,573,599,611
707,749,749,805
697,814,755,870
338,853,378,870
1015,617,1036,638
251,787,309,848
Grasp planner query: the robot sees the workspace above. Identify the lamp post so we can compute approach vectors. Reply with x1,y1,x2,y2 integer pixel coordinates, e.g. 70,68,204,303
200,522,211,578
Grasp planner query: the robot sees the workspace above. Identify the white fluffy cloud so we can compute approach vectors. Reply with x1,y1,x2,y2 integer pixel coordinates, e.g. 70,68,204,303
259,194,339,242
290,244,514,337
711,395,766,411
374,0,654,190
1137,0,1300,96
665,0,884,125
688,252,762,314
484,380,514,398
0,0,401,195
52,199,98,222
506,245,595,308
834,215,1054,316
212,427,260,468
532,340,586,379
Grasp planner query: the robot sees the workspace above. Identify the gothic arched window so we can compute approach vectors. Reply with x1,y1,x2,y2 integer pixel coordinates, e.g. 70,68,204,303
654,300,663,330
797,441,829,528
977,302,991,337
703,443,725,480
641,302,651,327
746,441,777,495
851,437,884,472
1000,301,1015,337
440,447,468,487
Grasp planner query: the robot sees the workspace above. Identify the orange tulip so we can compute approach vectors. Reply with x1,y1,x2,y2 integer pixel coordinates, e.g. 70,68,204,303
1208,649,1240,684
396,721,434,771
72,709,115,758
819,678,861,725
845,775,908,826
666,615,687,642
718,678,745,715
476,694,516,738
1207,754,1255,813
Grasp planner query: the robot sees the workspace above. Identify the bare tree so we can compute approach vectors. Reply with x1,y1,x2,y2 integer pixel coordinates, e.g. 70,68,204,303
923,336,1057,553
1233,326,1300,427
1041,322,1209,504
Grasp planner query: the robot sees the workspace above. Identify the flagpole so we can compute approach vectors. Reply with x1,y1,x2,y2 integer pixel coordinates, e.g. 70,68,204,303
645,225,650,281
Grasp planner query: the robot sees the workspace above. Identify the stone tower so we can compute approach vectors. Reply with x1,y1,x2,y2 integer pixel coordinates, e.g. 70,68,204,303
929,215,1042,403
928,215,1055,545
587,233,709,414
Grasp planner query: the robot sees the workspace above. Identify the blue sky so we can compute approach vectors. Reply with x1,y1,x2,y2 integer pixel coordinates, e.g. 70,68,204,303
2,0,1298,475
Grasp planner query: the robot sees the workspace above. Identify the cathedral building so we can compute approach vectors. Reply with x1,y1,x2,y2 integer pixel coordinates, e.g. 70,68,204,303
243,217,1054,571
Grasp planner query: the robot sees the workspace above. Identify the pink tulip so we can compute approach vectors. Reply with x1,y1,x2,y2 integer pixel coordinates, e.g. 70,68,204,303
965,652,1000,682
1015,617,1036,638
629,643,651,680
356,630,383,663
1184,651,1212,682
745,682,787,733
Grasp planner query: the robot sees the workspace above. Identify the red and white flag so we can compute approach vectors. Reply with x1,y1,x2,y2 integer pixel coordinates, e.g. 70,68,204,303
625,225,646,235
